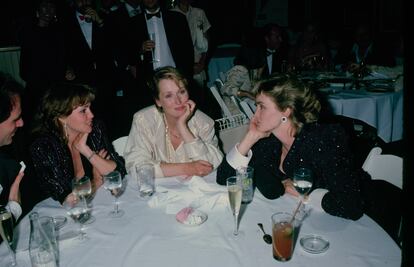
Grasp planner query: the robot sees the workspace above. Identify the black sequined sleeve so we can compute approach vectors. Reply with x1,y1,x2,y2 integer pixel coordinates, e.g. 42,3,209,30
30,137,73,204
314,125,365,220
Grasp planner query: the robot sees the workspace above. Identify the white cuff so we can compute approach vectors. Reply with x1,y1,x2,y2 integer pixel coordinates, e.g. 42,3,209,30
7,201,22,221
226,143,252,170
307,188,329,213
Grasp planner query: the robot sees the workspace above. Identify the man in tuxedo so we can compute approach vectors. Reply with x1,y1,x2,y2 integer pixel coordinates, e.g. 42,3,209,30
235,23,289,79
63,0,118,136
128,0,194,88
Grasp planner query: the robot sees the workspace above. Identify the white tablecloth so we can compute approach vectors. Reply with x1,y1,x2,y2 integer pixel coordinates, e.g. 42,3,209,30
326,89,403,142
1,172,401,267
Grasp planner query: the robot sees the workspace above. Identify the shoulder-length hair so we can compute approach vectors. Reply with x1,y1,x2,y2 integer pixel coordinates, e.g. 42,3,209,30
32,83,95,142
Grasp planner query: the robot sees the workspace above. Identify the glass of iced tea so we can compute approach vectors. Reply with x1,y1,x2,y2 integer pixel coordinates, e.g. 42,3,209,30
271,212,296,261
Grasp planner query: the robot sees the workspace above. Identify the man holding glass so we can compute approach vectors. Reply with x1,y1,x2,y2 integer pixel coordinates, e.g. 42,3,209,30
128,0,194,83
0,72,25,224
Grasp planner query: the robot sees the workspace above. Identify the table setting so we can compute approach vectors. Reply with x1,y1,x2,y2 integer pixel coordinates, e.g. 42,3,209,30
0,170,401,267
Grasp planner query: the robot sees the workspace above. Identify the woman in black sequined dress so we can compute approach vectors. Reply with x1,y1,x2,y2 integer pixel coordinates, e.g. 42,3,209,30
29,83,126,204
216,76,401,243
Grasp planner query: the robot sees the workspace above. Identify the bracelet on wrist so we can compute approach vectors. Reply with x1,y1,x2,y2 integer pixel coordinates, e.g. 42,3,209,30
87,151,96,161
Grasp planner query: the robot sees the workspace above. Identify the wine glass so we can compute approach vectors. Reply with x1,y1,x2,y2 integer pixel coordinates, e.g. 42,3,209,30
149,33,159,63
0,205,16,266
72,176,95,224
226,176,242,236
292,167,313,202
103,171,124,218
63,197,90,241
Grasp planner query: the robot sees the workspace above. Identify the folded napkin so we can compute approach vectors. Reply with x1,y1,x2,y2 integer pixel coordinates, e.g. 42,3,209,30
148,176,227,214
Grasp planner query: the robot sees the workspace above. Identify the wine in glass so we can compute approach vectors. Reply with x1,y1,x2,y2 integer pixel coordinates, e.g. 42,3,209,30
292,167,313,201
64,197,90,241
103,171,124,218
0,205,16,266
72,176,95,224
226,176,242,236
149,33,159,63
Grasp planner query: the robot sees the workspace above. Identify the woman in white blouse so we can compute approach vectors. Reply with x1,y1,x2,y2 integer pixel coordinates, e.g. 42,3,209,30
124,66,223,178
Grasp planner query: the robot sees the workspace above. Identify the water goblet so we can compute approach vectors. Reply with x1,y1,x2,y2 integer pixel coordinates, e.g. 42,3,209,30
226,176,243,237
72,176,95,224
103,171,124,218
292,167,313,202
63,197,90,241
0,205,16,266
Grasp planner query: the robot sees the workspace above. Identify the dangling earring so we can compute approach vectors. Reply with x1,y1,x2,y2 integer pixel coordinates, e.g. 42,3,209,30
281,116,287,123
63,122,69,140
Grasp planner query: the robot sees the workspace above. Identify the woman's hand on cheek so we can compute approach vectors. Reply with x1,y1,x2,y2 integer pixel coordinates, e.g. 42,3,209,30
177,100,196,127
248,117,270,140
73,133,90,155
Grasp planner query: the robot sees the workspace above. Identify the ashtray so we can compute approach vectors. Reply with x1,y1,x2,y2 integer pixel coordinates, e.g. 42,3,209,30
176,207,208,226
300,234,329,254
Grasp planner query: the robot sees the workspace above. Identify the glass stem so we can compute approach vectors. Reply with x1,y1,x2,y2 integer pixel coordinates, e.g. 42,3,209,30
233,214,239,236
6,242,16,266
79,222,85,240
114,197,119,214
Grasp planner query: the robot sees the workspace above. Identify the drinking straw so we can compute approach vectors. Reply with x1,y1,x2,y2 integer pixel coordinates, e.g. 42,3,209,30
290,200,303,224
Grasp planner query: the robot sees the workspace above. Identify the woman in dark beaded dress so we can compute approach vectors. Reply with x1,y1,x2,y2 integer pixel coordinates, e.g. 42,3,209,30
216,76,401,243
29,83,126,204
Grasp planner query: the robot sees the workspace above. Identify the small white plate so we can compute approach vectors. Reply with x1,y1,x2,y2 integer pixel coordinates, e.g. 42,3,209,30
176,208,208,226
300,235,329,254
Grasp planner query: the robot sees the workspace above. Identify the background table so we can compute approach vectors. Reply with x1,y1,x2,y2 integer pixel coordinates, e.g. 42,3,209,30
324,89,403,143
1,172,401,267
207,43,240,87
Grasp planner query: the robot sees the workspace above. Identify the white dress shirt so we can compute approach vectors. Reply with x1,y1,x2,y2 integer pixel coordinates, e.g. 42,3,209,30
76,11,93,49
145,10,175,70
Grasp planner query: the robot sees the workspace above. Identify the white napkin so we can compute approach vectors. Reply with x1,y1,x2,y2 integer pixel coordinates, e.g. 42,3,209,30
147,176,227,214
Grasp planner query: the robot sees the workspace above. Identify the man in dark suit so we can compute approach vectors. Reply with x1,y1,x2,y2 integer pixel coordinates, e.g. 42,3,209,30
19,0,73,128
62,0,118,137
104,0,144,138
128,0,194,87
235,23,289,79
0,73,25,224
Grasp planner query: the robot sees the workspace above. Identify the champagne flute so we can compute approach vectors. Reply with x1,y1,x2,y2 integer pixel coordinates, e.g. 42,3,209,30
72,176,95,224
0,205,16,266
292,167,313,201
226,176,242,236
64,197,90,241
149,33,159,63
103,171,124,218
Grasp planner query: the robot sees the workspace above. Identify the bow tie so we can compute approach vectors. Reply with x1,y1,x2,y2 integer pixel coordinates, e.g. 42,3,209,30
266,49,276,56
146,11,161,20
78,15,90,22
